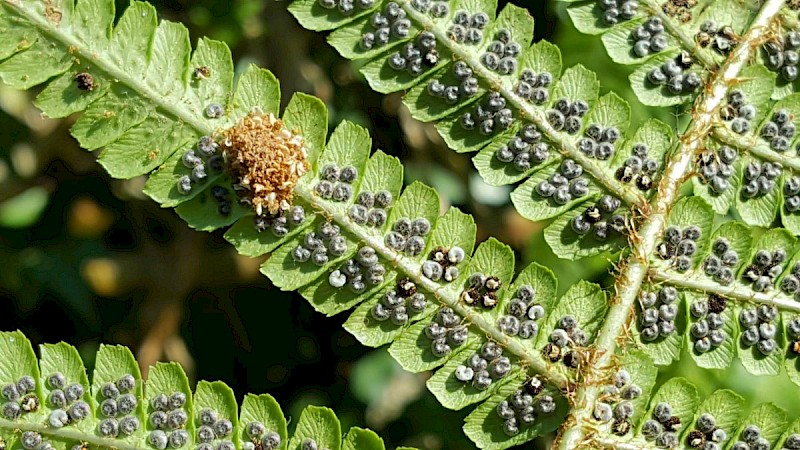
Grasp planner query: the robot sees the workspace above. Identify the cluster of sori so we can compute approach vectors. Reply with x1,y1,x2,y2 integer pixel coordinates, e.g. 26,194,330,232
547,98,589,135
453,341,511,390
696,145,737,195
497,284,544,339
495,376,556,436
421,245,465,282
20,432,58,450
615,143,660,191
741,160,782,199
348,190,392,227
514,69,553,105
685,412,728,450
178,136,225,195
535,159,590,205
494,123,551,172
780,434,800,450
318,0,374,15
787,316,800,355
630,17,668,58
781,262,800,300
424,307,468,357
147,392,190,450
597,0,638,25
291,222,348,266
409,0,449,18
543,315,589,369
460,91,513,135
301,438,331,450
370,278,427,325
427,61,478,104
703,238,739,285
760,109,796,152
696,21,738,55
571,195,626,241
638,287,678,342
784,174,800,213
593,369,643,436
656,225,701,272
720,90,756,135
95,375,140,437
254,205,306,235
1,376,39,420
447,10,488,44
647,52,702,95
739,304,779,355
460,272,502,309
242,420,281,450
689,294,728,354
328,246,385,292
194,408,238,450
742,248,787,292
730,425,773,450
480,29,521,75
314,164,357,202
641,402,683,449
764,31,800,82
578,123,621,160
207,186,233,216
384,217,431,256
361,2,409,50
387,32,439,76
661,0,696,22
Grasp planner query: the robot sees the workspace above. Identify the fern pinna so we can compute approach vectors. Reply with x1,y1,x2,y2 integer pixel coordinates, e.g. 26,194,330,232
5,0,800,449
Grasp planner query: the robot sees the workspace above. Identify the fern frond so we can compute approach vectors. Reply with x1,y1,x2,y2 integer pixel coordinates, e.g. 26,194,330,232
0,330,400,450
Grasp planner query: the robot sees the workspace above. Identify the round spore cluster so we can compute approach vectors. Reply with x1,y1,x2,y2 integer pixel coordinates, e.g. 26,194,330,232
730,424,772,450
547,98,589,135
570,195,626,241
759,109,795,152
784,176,800,213
764,31,800,82
689,294,728,354
615,142,660,191
384,217,431,256
370,278,427,325
741,160,782,198
460,272,502,310
720,90,756,135
453,341,512,390
45,376,91,427
254,205,306,235
685,412,728,449
497,284,544,340
696,145,737,195
696,21,738,55
328,246,385,293
739,304,779,355
593,369,643,436
780,262,800,301
494,123,551,172
409,0,449,18
630,17,668,58
495,377,555,436
20,431,58,450
348,189,392,227
597,0,638,25
447,10,488,44
638,287,679,342
300,438,330,450
647,52,701,95
243,420,281,450
2,375,42,420
360,2,408,50
480,29,521,75
742,247,787,292
423,307,468,357
641,402,683,448
786,316,800,355
656,225,701,272
460,91,514,135
194,408,237,450
291,222,348,267
514,69,552,105
387,32,439,76
314,163,357,203
578,123,620,160
318,0,374,15
421,245,466,283
96,375,140,437
543,315,588,369
177,136,226,196
208,186,234,217
703,237,739,285
427,61,479,105
781,433,800,450
535,159,590,205
147,392,190,450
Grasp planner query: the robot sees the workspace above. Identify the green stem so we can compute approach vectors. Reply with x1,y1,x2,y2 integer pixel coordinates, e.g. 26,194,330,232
0,418,143,450
554,1,786,448
714,125,800,172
